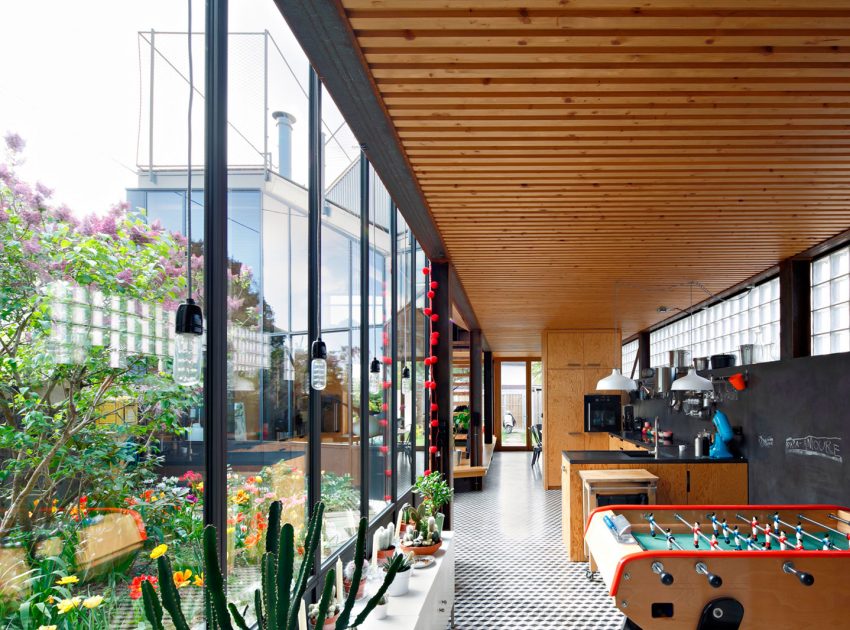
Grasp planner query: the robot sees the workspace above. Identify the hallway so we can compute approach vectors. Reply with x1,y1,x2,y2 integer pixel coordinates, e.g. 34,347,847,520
453,452,624,630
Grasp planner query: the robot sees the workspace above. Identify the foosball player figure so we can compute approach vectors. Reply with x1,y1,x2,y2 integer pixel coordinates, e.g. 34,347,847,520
763,522,772,550
747,535,757,551
751,515,759,538
721,518,730,544
710,534,720,551
666,528,675,551
733,526,743,551
648,514,657,537
693,521,701,548
796,522,804,548
822,533,832,551
709,513,720,538
773,512,781,534
778,530,788,551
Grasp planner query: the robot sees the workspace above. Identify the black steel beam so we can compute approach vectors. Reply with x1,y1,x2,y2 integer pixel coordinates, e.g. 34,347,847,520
483,351,494,445
430,262,454,528
469,330,483,474
203,0,228,573
780,259,812,360
409,229,417,487
390,201,398,503
359,151,370,518
638,331,651,375
271,0,484,337
307,69,323,547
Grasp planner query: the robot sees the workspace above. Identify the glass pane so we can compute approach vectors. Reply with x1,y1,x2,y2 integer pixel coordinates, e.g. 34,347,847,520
226,21,310,620
415,246,429,476
320,87,363,557
812,333,830,356
831,276,849,305
813,308,830,335
831,330,850,354
500,362,527,447
812,283,830,309
830,304,849,332
830,248,849,278
396,216,414,497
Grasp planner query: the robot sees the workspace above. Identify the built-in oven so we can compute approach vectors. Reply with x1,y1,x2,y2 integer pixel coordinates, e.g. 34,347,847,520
584,394,622,433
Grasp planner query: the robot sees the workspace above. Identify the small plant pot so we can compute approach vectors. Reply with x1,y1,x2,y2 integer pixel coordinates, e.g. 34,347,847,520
400,540,442,556
376,545,396,563
343,576,367,599
311,613,339,629
435,513,445,534
374,603,389,620
386,568,411,596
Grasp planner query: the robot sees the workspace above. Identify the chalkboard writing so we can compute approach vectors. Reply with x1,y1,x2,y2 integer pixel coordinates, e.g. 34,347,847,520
785,436,842,463
758,435,774,448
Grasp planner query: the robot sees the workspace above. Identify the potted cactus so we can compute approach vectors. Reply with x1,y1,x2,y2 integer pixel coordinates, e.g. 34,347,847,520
384,552,413,597
309,601,341,628
399,504,442,556
141,500,405,630
342,558,368,599
373,593,389,620
373,523,395,563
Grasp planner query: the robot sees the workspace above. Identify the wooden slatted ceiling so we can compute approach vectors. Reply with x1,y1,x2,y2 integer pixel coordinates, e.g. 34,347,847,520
339,0,850,353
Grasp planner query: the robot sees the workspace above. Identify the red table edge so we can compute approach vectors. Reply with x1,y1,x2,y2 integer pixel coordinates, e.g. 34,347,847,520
582,504,850,596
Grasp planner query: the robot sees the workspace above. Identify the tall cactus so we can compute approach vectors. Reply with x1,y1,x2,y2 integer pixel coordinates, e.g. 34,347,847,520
143,500,403,630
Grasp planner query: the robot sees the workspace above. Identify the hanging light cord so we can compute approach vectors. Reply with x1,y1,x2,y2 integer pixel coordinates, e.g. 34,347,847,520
185,0,194,300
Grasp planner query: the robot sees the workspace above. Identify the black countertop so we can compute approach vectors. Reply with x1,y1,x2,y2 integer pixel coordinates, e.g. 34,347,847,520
562,430,747,464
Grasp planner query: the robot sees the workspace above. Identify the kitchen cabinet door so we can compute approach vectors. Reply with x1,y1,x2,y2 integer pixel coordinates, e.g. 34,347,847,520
548,369,585,433
583,332,618,367
687,464,748,505
546,333,584,369
650,463,689,505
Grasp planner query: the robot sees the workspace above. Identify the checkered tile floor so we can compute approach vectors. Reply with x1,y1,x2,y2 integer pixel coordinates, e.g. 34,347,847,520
452,451,625,630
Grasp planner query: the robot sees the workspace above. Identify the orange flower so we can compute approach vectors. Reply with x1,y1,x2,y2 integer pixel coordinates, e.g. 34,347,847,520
193,573,205,587
173,569,192,589
244,533,261,548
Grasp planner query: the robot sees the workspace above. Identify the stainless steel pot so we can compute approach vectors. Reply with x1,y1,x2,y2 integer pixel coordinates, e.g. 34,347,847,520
668,349,691,368
740,344,755,365
656,366,673,393
693,357,709,371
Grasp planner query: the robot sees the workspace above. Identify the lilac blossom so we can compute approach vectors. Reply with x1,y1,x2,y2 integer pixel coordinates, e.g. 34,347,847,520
0,163,13,185
20,208,42,228
116,269,133,284
4,132,25,153
129,224,153,245
22,238,41,254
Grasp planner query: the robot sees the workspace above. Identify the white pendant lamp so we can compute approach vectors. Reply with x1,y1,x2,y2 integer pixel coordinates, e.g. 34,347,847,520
671,367,713,392
596,368,637,392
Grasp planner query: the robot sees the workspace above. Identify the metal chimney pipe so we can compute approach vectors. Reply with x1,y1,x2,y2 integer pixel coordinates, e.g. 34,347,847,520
272,111,296,179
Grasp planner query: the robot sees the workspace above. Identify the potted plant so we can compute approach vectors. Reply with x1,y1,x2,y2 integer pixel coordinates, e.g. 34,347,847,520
413,471,454,533
399,504,442,556
453,408,470,434
373,593,389,620
384,552,414,597
373,523,395,563
343,558,369,599
309,601,341,628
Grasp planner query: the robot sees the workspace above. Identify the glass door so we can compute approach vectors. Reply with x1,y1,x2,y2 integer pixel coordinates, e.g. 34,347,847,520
495,359,540,450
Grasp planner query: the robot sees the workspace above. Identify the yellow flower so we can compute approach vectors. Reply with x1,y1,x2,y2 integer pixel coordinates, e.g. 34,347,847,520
173,569,192,589
149,544,168,559
193,573,205,587
82,595,104,609
226,527,236,535
254,475,262,483
232,489,250,505
56,597,82,614
56,575,79,585
37,626,57,630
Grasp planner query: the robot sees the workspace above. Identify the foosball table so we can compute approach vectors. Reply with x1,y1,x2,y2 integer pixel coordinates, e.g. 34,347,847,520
584,504,850,629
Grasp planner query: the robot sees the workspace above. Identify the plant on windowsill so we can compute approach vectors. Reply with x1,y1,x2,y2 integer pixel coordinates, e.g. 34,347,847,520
373,593,389,620
398,504,442,556
383,552,413,597
413,471,453,533
343,558,369,600
373,523,396,563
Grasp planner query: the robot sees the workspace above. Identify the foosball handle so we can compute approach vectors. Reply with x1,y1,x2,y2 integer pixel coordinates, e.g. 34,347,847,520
695,562,723,588
651,561,674,586
783,561,815,586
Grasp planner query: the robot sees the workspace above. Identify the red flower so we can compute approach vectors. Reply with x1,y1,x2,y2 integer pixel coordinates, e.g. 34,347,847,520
130,575,158,600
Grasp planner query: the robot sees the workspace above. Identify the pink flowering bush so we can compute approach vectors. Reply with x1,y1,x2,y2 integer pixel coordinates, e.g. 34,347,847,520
0,134,202,540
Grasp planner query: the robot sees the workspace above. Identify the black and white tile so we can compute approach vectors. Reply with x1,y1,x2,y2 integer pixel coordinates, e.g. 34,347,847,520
452,452,625,630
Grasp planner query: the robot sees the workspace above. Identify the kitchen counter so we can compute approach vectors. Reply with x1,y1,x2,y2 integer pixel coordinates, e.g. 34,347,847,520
562,448,746,465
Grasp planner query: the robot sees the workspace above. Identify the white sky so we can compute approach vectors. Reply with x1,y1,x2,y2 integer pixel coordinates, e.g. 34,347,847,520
0,0,357,215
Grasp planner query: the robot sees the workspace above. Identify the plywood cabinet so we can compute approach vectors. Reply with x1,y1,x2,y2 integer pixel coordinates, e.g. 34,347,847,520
543,330,621,488
687,463,748,505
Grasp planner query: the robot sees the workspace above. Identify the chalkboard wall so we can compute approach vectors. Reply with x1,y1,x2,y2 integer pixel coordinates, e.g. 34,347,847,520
632,352,850,505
